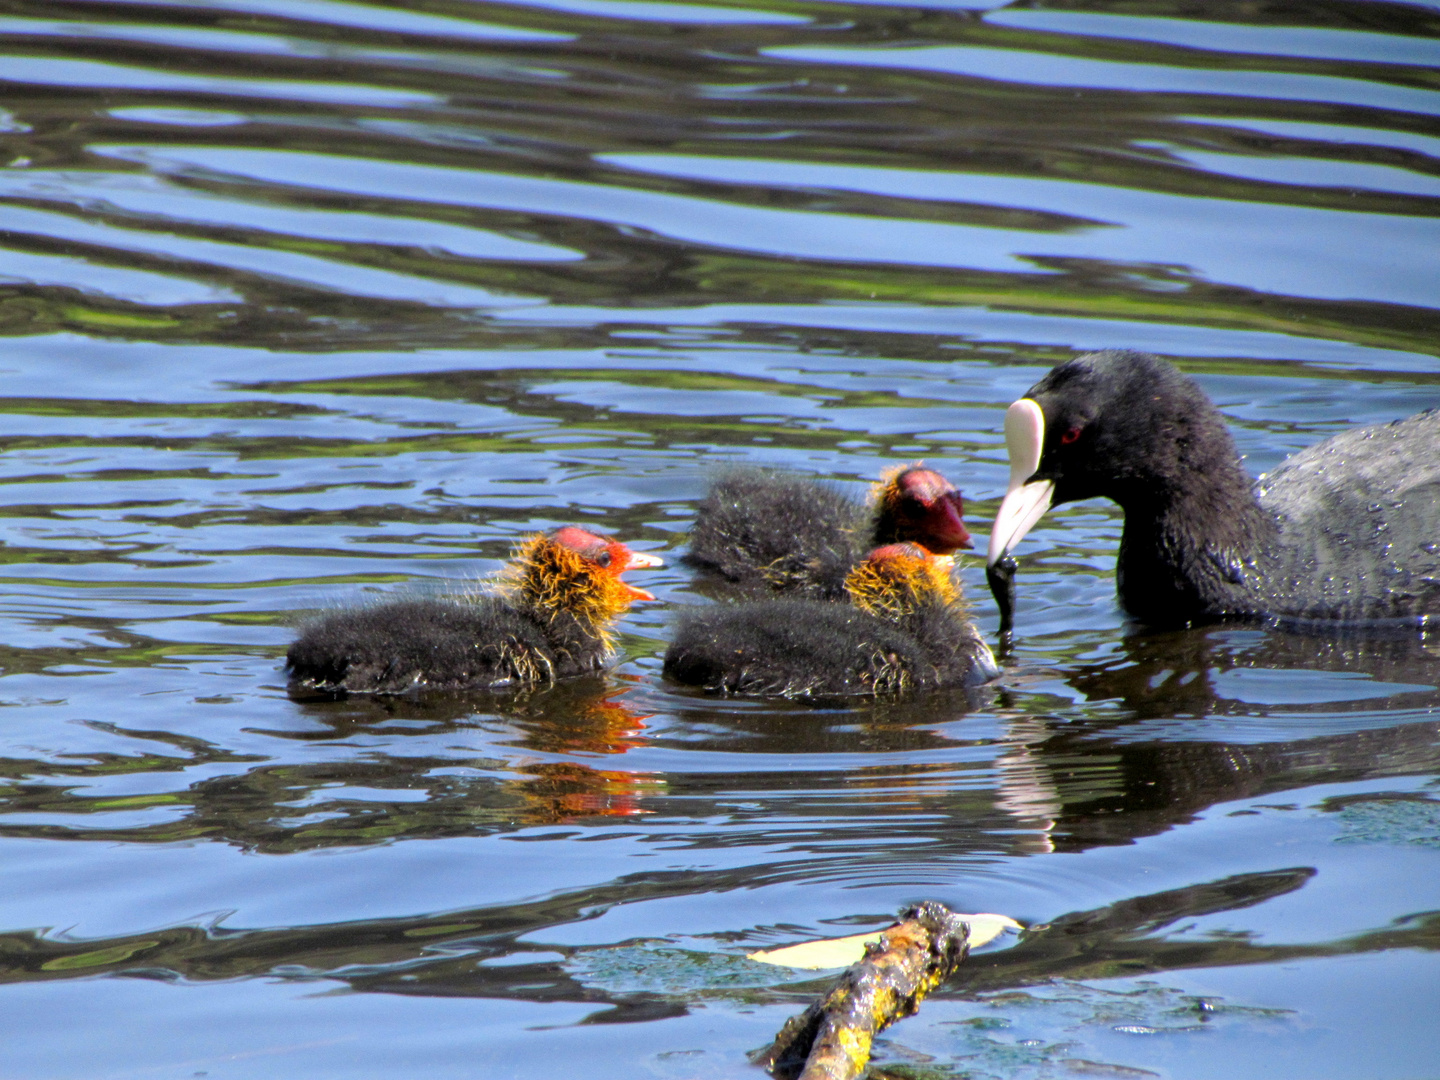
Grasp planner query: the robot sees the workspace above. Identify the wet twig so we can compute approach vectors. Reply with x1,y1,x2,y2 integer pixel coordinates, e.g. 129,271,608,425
756,902,972,1080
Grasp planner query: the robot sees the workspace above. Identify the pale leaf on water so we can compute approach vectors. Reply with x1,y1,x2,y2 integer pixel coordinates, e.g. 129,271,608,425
746,913,1022,969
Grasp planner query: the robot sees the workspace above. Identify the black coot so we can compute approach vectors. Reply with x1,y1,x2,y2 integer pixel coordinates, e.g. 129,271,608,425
665,542,999,697
287,527,662,695
687,465,972,599
987,350,1440,629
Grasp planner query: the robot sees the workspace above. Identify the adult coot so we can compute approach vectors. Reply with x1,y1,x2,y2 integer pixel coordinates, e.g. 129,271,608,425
665,542,999,697
288,527,662,695
688,465,972,599
986,350,1440,629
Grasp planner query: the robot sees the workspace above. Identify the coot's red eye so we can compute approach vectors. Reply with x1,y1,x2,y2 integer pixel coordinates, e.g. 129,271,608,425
1061,426,1082,445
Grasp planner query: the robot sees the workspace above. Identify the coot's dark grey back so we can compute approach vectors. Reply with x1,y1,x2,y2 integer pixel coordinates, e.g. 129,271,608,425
1259,410,1440,623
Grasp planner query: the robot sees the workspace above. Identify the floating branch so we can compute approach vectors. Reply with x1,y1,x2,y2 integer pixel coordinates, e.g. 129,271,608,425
754,902,1020,1080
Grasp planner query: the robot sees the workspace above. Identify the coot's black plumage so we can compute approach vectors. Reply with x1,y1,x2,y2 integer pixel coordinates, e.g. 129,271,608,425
287,527,662,695
665,543,999,697
987,350,1440,629
687,465,972,599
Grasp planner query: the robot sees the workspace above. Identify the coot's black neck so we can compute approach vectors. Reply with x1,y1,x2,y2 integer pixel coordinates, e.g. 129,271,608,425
1111,431,1277,627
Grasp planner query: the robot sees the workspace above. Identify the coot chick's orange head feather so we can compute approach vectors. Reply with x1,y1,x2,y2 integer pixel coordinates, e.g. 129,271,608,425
844,542,961,623
502,527,662,652
872,466,973,554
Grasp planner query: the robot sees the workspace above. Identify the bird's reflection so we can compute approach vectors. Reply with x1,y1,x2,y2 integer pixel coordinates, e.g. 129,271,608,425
512,760,660,823
993,715,1062,854
1065,621,1440,719
274,626,1440,854
285,677,659,826
505,680,659,823
503,677,653,757
995,623,1440,851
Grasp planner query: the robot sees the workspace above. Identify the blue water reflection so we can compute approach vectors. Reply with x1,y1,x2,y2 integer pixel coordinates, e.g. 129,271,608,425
0,1,1437,1078
768,43,1440,114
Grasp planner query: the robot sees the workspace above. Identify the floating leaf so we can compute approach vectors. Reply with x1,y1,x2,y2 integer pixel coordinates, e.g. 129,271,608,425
747,913,1022,969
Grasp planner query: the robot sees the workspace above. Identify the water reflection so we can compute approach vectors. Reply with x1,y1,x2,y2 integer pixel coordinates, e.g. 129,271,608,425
1065,625,1440,720
7,859,1435,1027
1,0,1439,1076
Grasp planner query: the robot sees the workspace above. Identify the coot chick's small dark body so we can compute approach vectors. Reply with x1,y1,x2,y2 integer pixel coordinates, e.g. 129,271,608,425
687,465,972,599
664,543,999,697
987,350,1440,629
287,527,662,695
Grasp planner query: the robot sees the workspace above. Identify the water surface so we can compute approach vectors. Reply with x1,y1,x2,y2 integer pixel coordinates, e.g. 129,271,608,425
1,1,1438,1077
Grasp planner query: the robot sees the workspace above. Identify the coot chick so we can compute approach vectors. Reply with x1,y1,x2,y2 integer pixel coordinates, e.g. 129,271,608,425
987,350,1440,629
664,543,999,697
288,527,663,695
688,465,972,599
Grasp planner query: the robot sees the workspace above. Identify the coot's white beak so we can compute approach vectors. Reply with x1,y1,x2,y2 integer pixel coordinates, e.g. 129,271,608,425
986,398,1054,568
624,551,664,569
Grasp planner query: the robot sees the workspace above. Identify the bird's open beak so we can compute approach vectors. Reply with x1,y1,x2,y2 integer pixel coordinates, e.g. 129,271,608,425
986,398,1054,568
619,549,662,601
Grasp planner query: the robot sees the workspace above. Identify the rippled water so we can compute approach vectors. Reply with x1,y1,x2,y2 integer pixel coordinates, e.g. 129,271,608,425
2,1,1439,1077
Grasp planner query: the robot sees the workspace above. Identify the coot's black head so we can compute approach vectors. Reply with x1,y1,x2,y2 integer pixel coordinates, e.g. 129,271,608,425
987,351,1229,568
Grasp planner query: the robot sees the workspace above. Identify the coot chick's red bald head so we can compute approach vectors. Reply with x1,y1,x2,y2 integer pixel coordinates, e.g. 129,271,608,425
664,543,998,698
987,350,1440,629
687,464,972,601
287,527,662,696
873,466,973,554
